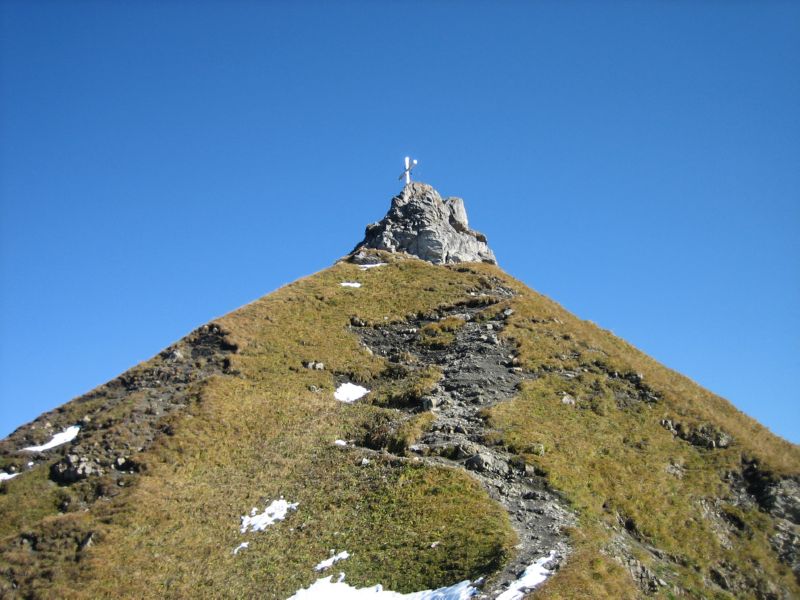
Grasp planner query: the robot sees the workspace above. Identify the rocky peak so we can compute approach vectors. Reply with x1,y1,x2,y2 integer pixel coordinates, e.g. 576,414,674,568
353,182,497,265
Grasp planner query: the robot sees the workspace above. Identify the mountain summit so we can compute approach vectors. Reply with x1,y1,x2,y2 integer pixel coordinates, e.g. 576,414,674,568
0,184,798,599
355,182,497,265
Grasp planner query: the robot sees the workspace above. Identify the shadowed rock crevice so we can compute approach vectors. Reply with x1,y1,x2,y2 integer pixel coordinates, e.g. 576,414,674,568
724,461,800,582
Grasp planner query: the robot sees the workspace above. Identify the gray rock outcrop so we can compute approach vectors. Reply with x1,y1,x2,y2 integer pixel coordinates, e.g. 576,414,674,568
354,182,497,265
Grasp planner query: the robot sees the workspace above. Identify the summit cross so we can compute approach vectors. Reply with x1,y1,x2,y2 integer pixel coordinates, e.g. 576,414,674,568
398,156,418,184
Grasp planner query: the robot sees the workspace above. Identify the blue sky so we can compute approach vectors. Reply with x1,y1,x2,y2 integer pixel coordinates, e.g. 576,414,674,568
1,2,798,443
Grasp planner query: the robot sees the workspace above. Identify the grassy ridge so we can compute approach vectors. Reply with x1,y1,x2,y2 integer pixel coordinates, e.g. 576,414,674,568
484,273,799,598
1,255,797,598
46,256,516,599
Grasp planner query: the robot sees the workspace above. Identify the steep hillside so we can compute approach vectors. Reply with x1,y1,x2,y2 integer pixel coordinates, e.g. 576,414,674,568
0,185,797,599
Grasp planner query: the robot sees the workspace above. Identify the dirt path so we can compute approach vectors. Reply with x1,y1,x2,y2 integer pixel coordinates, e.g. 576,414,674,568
352,284,574,598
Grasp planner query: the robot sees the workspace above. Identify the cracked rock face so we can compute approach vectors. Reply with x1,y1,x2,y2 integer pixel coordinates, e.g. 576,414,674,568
354,182,497,265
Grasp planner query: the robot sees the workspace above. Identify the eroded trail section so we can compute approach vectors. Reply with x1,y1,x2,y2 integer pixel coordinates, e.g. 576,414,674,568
352,286,574,598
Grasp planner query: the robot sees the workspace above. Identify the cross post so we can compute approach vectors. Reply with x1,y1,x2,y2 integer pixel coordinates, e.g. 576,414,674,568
399,156,418,184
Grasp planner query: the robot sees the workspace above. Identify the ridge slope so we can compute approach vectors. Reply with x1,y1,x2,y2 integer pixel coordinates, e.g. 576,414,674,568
0,192,797,598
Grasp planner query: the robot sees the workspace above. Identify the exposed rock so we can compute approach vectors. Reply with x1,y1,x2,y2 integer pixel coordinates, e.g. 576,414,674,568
763,478,800,578
350,287,574,597
349,250,386,266
445,196,469,232
660,419,732,449
608,535,672,595
589,362,661,407
465,452,509,475
0,323,238,498
709,566,732,591
421,396,441,410
626,555,665,593
529,443,546,457
302,360,325,370
665,461,685,479
771,520,799,579
353,182,496,265
50,455,104,484
767,478,800,524
724,462,800,583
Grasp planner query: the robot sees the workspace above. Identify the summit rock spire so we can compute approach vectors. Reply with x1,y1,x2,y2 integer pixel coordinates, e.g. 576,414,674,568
353,182,497,265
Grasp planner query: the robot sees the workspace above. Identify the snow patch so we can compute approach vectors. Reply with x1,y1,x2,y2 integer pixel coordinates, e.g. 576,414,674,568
286,573,476,600
340,282,362,288
495,550,556,600
240,499,298,533
314,550,350,571
334,383,369,403
0,472,19,481
334,440,349,447
233,542,249,555
22,425,80,452
358,263,387,271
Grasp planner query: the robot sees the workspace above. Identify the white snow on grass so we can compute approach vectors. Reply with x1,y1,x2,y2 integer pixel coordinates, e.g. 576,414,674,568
495,551,557,600
287,549,557,599
334,383,369,403
240,499,298,533
314,550,351,571
334,439,349,447
358,263,387,271
232,542,249,555
22,425,80,452
0,472,19,481
286,573,476,600
340,282,362,288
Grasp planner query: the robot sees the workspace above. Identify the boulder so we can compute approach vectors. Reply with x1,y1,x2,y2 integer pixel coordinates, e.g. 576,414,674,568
50,455,104,484
465,452,509,475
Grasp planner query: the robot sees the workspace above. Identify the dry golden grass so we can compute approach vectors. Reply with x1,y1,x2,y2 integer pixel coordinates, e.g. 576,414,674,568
23,255,515,599
533,532,640,600
1,254,797,599
484,274,800,598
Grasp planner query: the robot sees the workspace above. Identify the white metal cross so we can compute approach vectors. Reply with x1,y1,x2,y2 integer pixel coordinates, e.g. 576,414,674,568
398,156,418,184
